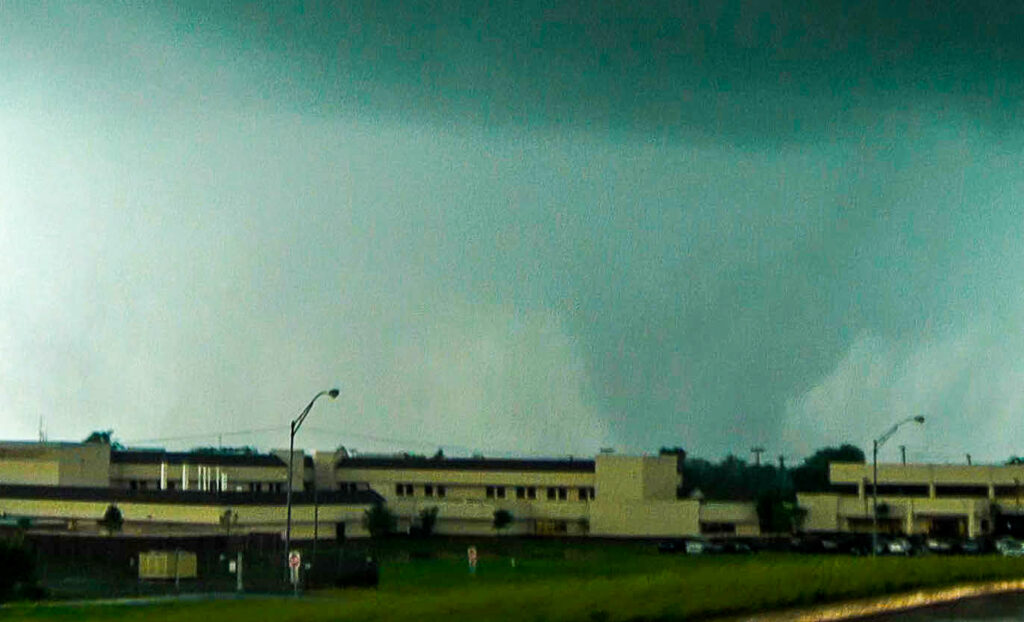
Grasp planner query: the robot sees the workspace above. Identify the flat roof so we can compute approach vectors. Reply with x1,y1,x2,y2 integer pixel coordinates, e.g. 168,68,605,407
336,456,596,473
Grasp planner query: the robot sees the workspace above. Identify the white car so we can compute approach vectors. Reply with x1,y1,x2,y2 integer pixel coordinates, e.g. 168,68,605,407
999,539,1024,557
996,537,1021,555
886,538,912,555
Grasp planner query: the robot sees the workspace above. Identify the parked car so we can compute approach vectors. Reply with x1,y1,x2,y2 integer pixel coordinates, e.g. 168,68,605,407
924,537,955,555
958,538,992,555
684,538,722,555
996,537,1020,554
657,540,685,554
715,540,753,554
834,535,872,556
873,537,912,555
1000,540,1024,557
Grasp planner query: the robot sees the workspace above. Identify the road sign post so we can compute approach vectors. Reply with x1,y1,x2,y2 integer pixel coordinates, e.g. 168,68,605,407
289,550,301,595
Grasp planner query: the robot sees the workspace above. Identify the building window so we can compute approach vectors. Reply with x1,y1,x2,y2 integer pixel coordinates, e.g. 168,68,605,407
425,484,434,496
405,484,414,496
496,486,506,499
557,487,567,501
396,483,414,497
437,485,446,498
274,483,283,493
167,481,176,491
547,487,556,500
516,486,526,499
129,480,138,491
527,486,536,499
578,487,595,501
486,486,495,499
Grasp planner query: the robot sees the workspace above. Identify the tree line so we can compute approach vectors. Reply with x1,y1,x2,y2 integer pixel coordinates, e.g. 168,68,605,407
660,444,866,533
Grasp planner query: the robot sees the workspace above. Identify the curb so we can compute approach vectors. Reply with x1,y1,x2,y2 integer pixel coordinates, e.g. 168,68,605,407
719,579,1024,621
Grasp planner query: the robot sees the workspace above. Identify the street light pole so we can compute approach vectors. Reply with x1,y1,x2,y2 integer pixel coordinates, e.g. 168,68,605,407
872,415,925,557
285,388,340,581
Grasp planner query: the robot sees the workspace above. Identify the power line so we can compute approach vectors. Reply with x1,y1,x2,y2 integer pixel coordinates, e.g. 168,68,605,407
127,424,602,459
125,425,287,446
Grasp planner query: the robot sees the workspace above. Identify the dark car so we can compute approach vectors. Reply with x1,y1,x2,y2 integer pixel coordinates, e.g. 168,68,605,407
958,538,993,555
714,540,754,554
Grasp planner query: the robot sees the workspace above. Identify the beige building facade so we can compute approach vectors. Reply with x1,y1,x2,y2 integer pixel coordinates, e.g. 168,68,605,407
796,462,1024,538
0,440,759,540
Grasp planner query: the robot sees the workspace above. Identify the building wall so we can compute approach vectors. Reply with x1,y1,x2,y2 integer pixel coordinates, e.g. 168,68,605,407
334,463,596,536
109,463,287,492
589,498,701,537
0,495,371,538
800,463,1003,537
0,442,109,487
699,501,761,536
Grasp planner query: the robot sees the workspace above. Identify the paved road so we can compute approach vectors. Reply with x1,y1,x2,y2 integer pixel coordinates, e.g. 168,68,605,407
854,591,1024,621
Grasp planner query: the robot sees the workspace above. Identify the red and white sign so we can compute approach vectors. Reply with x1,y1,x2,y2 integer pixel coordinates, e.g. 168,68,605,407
289,551,301,569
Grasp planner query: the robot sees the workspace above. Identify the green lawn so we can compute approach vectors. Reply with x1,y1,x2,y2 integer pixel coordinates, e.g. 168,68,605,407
9,542,1024,622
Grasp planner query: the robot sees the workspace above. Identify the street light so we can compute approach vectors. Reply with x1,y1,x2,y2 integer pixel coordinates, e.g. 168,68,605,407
285,388,340,579
872,415,925,556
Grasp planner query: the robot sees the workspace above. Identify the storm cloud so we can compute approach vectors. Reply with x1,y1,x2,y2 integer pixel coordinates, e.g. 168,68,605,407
2,2,1023,461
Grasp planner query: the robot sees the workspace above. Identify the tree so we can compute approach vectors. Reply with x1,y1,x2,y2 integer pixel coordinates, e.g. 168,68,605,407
432,448,445,460
492,509,513,534
84,430,112,444
362,503,397,538
790,444,866,492
83,430,124,449
99,504,123,535
756,492,806,534
417,507,439,537
219,509,238,538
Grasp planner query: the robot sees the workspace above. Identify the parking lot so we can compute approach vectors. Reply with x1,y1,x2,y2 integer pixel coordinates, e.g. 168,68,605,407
657,534,1024,557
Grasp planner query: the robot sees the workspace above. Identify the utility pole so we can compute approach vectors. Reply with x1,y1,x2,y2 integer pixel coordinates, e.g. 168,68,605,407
899,445,906,465
751,447,765,467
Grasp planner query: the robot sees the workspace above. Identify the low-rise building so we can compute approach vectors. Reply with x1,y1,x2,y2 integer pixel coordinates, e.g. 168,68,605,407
796,462,1024,538
0,439,760,540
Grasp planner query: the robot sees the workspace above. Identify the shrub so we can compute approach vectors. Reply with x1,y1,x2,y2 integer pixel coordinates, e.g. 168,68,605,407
99,504,123,534
0,540,35,602
362,503,397,538
417,507,439,537
493,509,513,533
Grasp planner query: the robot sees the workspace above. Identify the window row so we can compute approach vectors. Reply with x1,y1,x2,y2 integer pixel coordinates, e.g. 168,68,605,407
125,480,283,493
385,483,595,501
395,483,447,498
492,486,596,501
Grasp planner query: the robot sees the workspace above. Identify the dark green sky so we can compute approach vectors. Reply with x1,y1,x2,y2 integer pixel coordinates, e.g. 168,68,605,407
2,1,1023,461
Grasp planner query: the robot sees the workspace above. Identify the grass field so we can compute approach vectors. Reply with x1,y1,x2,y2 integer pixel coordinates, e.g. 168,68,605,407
8,540,1024,621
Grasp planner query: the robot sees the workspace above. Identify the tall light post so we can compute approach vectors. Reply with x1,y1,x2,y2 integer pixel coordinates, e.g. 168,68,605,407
285,388,340,579
872,415,925,556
